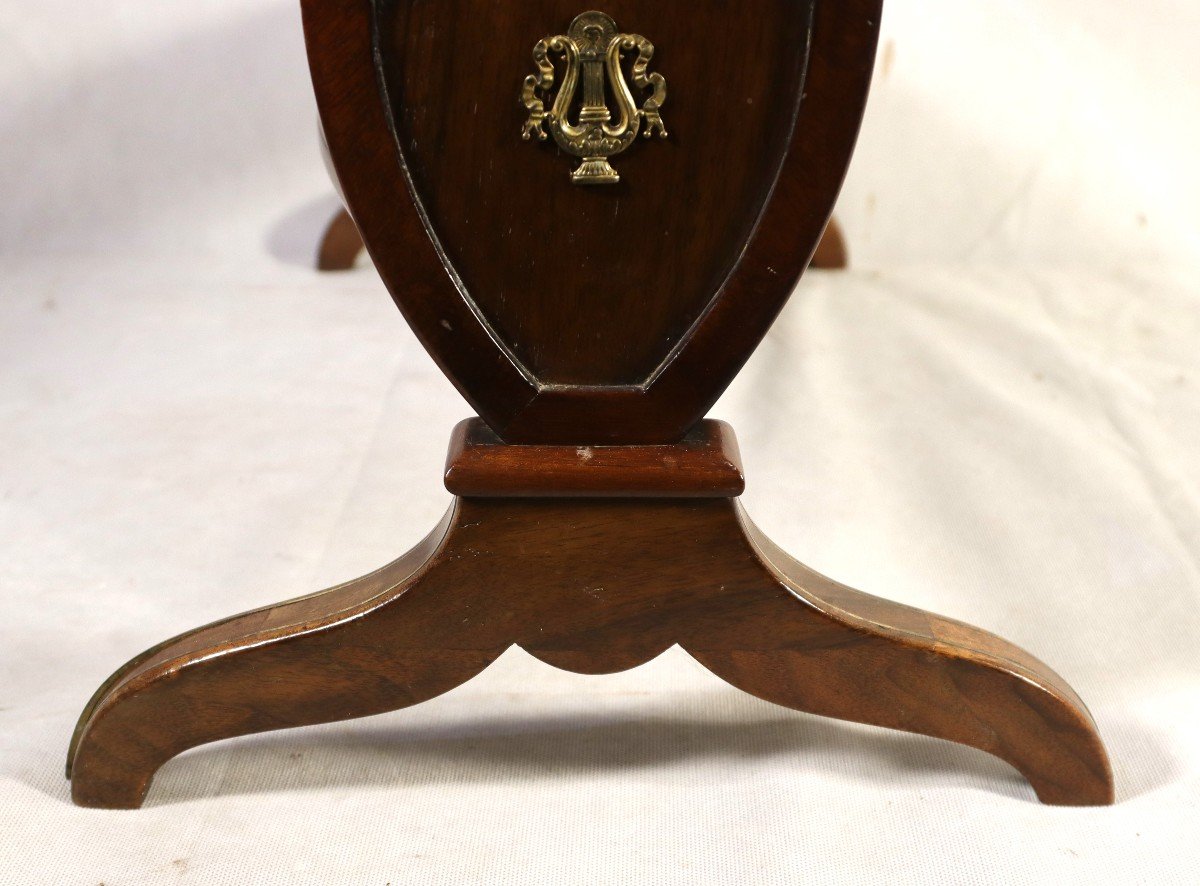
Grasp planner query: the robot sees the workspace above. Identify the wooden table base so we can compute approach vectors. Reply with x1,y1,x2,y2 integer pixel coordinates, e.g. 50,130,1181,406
68,421,1112,808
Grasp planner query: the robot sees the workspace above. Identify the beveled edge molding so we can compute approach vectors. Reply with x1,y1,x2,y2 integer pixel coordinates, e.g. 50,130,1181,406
444,417,745,498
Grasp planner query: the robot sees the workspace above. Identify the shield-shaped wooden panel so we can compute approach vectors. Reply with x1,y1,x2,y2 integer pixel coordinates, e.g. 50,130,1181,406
303,0,881,443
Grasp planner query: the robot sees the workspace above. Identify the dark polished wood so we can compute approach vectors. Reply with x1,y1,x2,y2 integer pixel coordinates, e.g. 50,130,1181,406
316,207,365,271
316,208,850,273
68,435,1113,808
812,218,849,270
445,418,743,498
71,0,1113,809
306,0,881,442
385,1,809,388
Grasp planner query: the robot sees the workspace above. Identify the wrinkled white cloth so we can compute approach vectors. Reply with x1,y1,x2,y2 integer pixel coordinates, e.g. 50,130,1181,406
2,1,1198,884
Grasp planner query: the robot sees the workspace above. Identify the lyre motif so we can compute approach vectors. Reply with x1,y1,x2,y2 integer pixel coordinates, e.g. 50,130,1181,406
521,11,668,185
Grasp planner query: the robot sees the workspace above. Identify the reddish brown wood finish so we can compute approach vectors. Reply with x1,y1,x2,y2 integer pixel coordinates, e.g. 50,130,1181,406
812,218,849,270
444,418,743,498
69,0,1113,812
381,1,810,386
316,208,850,272
304,0,881,442
67,483,1113,809
316,207,365,271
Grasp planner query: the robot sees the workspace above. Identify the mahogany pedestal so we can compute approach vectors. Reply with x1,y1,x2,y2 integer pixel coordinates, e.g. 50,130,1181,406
68,421,1113,808
70,0,1113,808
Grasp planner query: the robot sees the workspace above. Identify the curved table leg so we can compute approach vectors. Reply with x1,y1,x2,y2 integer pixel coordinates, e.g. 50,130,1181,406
684,503,1114,806
317,208,365,271
67,505,504,808
809,217,848,269
70,497,1112,807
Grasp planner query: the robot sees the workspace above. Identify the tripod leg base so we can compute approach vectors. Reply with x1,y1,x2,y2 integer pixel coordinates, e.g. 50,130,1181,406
69,498,1112,808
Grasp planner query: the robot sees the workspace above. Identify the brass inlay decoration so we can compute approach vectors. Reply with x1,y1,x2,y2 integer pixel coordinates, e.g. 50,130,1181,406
521,10,668,185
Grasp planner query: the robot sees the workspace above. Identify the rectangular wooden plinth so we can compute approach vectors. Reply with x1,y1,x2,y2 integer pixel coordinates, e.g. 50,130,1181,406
443,419,744,498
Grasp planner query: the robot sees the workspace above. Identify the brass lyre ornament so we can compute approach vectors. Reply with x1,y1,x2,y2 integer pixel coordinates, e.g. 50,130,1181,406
521,10,668,185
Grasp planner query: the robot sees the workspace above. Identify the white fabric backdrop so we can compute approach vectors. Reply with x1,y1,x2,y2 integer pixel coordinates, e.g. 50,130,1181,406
2,2,1198,883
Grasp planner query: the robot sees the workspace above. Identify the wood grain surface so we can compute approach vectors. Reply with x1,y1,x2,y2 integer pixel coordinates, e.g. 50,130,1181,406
316,206,364,270
304,0,882,442
67,0,1112,813
69,493,1113,808
444,417,744,497
315,208,852,272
